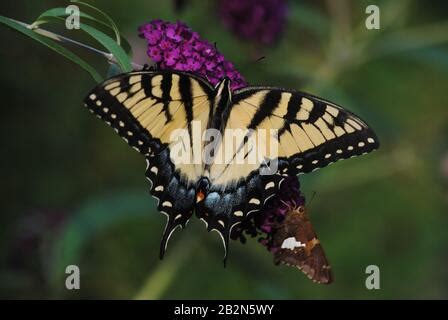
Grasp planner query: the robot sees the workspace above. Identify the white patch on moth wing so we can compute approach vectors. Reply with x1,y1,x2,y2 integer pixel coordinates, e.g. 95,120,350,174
174,214,182,220
249,198,260,205
103,107,109,113
155,185,164,192
89,94,96,100
312,159,318,164
296,164,303,169
336,149,343,154
358,141,365,147
218,220,225,227
281,237,306,250
150,166,158,174
111,114,117,119
127,131,133,136
325,153,331,159
265,181,275,190
95,100,102,106
138,140,144,145
119,121,125,127
348,146,354,151
368,137,375,144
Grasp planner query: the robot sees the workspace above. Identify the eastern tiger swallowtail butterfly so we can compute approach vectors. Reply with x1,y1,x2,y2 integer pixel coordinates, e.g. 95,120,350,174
271,204,333,284
83,70,379,262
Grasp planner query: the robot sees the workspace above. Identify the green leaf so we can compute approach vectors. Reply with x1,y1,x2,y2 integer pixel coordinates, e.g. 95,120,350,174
36,15,133,72
0,15,102,82
81,22,132,72
32,7,132,56
72,1,122,46
32,7,97,28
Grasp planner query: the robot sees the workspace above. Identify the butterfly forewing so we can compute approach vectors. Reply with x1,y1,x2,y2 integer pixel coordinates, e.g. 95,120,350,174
231,87,380,174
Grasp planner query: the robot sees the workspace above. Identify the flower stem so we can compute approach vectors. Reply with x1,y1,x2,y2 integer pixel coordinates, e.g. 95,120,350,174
9,18,143,70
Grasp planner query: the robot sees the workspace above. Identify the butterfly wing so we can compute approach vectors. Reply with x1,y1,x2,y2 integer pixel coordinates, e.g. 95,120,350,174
232,87,380,173
272,206,333,284
84,70,214,257
200,87,379,255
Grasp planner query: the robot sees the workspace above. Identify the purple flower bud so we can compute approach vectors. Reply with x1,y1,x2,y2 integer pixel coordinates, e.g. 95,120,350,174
139,19,247,90
218,0,288,45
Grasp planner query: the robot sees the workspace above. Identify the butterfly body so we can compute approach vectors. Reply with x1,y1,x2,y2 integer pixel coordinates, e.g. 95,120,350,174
84,70,379,262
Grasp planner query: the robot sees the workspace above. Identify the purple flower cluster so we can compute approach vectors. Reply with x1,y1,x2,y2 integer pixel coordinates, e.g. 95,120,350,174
138,20,247,90
218,0,288,45
231,175,305,253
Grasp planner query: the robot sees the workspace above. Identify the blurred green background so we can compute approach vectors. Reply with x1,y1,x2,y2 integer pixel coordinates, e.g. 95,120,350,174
1,0,447,299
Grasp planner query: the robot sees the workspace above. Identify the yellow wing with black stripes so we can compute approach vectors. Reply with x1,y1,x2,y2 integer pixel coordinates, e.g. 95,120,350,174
196,86,379,260
208,87,379,186
83,72,379,262
83,70,214,258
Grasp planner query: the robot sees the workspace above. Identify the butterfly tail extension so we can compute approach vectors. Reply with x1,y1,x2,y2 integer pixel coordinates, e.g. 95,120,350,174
159,215,178,259
145,150,196,259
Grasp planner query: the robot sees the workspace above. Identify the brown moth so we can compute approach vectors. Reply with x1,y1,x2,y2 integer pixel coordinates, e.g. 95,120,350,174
272,205,333,284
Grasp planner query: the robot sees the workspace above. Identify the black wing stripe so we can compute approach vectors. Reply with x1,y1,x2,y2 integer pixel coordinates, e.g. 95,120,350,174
248,90,282,130
160,73,173,122
179,75,194,148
